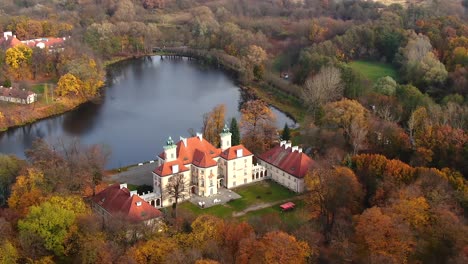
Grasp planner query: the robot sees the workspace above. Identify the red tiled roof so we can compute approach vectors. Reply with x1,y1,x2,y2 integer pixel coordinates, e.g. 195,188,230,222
158,136,221,163
192,149,217,167
258,145,314,178
91,183,162,222
220,145,253,160
9,36,21,47
153,159,189,176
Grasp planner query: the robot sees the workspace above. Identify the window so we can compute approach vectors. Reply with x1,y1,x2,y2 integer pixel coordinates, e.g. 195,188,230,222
210,180,213,187
171,154,174,159
244,178,247,184
233,181,236,187
294,179,296,182
288,176,290,180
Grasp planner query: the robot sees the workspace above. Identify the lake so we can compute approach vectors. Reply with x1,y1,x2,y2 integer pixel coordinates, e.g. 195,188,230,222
0,56,295,168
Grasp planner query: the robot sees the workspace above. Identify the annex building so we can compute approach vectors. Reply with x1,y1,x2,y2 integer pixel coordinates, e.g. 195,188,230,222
0,86,37,104
90,183,162,225
147,125,314,208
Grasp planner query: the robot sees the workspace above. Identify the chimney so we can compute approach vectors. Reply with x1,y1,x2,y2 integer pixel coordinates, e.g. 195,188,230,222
130,190,138,196
292,146,299,152
280,140,287,147
196,132,203,141
236,148,243,158
285,142,292,149
172,164,179,173
120,183,128,189
136,201,142,207
180,136,187,147
298,148,303,153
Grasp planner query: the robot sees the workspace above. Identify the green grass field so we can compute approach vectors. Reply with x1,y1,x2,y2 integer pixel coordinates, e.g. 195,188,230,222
179,180,297,218
349,60,398,83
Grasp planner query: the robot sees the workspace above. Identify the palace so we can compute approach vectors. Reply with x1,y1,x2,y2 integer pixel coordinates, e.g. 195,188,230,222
152,126,256,207
149,125,314,208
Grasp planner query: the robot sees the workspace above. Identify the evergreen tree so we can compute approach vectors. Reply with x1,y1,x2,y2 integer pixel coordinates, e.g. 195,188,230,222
230,117,240,145
282,123,291,141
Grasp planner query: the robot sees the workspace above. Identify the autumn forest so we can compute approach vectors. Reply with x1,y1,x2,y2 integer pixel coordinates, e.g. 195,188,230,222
0,0,468,264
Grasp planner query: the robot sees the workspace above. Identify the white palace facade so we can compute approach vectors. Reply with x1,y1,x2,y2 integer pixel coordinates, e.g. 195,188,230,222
148,126,314,208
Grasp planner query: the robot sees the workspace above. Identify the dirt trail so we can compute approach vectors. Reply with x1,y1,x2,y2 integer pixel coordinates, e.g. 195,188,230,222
232,195,306,217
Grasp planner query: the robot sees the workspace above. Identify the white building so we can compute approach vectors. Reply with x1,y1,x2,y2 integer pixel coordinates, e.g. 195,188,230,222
151,126,254,208
0,86,37,104
257,141,314,193
147,126,314,208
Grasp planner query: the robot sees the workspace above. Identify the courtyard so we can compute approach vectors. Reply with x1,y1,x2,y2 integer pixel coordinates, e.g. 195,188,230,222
179,180,299,218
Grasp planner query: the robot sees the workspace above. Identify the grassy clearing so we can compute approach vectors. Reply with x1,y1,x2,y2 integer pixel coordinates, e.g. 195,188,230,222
179,180,297,218
349,60,398,83
240,200,310,229
229,180,296,211
250,84,305,123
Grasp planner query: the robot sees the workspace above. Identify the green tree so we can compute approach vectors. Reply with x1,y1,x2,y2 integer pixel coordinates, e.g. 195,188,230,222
230,117,240,146
374,76,397,96
281,123,291,141
18,196,88,257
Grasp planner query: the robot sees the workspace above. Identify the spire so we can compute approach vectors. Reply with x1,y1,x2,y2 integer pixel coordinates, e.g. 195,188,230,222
222,124,230,134
166,136,174,146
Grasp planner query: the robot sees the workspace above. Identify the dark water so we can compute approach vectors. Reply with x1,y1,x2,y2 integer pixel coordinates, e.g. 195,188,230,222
0,56,295,168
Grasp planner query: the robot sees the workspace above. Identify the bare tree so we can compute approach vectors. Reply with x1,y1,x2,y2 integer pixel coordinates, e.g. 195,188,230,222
303,66,343,110
164,173,189,218
349,118,368,155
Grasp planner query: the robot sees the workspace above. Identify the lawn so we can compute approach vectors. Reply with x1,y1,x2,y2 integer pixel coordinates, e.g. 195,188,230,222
228,180,296,211
240,200,310,230
349,60,398,83
179,180,297,218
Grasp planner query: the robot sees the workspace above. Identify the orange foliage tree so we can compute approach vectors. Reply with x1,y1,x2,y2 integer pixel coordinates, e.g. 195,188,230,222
240,100,277,154
7,168,48,216
355,207,414,264
237,231,310,264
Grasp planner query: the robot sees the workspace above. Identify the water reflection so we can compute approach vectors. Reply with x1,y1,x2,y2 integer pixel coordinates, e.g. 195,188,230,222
0,57,295,168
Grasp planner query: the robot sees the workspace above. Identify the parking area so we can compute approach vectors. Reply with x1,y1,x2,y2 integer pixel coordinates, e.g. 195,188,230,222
109,162,157,186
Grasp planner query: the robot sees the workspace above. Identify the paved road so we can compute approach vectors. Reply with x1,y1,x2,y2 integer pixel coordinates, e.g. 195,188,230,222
109,162,157,186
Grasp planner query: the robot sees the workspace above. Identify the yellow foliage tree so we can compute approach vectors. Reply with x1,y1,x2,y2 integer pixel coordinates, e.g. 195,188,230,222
8,168,47,216
391,196,430,229
245,45,267,66
190,215,225,248
128,237,178,264
323,99,368,153
203,104,226,147
0,241,19,264
56,73,82,97
5,45,33,79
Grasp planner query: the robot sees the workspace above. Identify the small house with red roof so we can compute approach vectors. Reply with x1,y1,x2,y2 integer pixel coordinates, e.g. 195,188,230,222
90,183,162,225
1,31,67,51
152,125,254,208
257,141,314,192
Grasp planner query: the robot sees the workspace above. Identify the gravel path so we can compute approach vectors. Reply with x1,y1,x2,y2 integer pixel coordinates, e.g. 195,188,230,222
232,195,305,217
